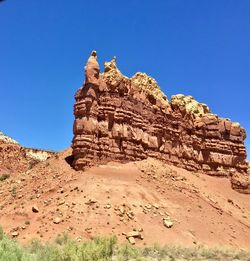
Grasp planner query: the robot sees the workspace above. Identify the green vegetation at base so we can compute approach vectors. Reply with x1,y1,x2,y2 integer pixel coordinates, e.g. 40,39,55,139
0,226,249,261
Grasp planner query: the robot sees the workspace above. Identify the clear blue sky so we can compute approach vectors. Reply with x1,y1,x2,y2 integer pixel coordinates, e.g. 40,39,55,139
0,0,249,159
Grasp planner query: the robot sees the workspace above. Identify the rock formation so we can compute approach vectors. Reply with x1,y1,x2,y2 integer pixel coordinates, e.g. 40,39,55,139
72,51,249,192
0,131,54,176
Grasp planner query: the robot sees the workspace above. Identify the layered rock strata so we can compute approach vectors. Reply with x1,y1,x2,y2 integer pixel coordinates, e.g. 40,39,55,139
72,52,248,190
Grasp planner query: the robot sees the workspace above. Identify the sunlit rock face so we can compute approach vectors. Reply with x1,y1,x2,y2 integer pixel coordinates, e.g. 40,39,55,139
72,51,248,191
0,132,54,176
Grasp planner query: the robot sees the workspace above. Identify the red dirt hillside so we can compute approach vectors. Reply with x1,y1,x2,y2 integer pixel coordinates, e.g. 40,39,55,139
0,131,54,177
0,147,250,249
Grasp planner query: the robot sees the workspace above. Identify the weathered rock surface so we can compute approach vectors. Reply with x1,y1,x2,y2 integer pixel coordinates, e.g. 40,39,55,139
72,52,249,192
0,131,18,144
231,173,250,194
0,132,55,176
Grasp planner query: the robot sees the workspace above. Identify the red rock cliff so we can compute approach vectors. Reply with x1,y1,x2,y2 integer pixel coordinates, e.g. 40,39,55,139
72,52,249,192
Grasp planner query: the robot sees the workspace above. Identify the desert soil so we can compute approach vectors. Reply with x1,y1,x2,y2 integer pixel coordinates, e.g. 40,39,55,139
0,148,249,249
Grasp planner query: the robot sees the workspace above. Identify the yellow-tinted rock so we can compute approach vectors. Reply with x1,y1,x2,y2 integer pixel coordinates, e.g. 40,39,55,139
131,72,169,107
170,94,210,117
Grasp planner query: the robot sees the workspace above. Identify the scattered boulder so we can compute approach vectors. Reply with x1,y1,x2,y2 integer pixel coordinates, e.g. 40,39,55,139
125,230,144,244
163,217,173,228
58,199,65,206
85,199,98,205
127,236,136,245
126,231,142,239
11,231,19,237
53,217,62,224
32,205,39,213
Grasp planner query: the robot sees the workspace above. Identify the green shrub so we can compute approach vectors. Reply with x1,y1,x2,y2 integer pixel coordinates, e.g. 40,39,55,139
0,226,249,261
0,233,32,261
0,226,4,241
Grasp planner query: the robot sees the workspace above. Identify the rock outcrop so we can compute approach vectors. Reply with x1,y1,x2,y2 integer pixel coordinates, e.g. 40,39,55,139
0,132,54,176
72,52,249,192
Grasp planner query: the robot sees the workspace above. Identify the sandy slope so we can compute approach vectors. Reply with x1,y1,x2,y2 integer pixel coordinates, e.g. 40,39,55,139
0,148,249,249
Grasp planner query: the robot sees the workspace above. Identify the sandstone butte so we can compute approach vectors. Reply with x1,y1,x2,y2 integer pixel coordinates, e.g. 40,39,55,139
72,51,250,193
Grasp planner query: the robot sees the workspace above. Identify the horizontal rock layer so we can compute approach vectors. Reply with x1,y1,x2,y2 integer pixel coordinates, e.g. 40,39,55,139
72,52,248,191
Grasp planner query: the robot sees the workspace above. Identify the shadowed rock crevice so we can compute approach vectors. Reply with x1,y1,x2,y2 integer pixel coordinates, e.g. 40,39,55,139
65,154,74,167
72,51,249,193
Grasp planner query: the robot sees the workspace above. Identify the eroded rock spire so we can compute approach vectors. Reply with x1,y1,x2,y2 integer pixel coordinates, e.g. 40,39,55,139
84,50,100,85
